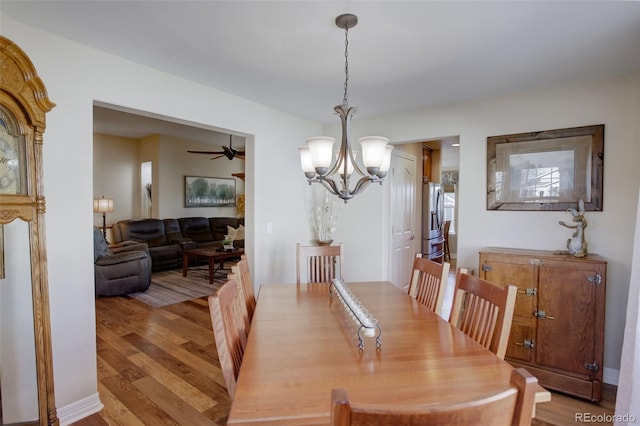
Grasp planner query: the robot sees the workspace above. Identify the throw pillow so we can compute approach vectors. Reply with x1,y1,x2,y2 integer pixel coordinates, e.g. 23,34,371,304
226,224,245,241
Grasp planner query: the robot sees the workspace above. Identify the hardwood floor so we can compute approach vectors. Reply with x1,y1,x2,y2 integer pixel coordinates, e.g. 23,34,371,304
74,295,231,425
73,277,616,425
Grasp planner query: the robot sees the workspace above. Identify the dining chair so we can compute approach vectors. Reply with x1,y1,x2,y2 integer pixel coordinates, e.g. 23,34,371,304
208,278,247,399
230,254,256,331
331,367,537,426
296,243,344,284
442,220,451,261
448,272,517,360
406,253,450,317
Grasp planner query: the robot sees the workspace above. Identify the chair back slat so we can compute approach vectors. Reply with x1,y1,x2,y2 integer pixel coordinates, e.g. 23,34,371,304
230,254,256,331
331,368,538,426
407,254,450,316
208,279,247,399
297,243,344,284
449,272,517,359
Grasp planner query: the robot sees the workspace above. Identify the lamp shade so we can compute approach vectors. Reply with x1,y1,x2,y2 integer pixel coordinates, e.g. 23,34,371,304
298,147,315,174
336,150,356,178
360,136,390,173
377,145,394,178
307,136,335,174
93,197,114,213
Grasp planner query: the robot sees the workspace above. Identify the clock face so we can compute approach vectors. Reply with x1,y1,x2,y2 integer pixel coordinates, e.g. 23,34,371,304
0,134,22,195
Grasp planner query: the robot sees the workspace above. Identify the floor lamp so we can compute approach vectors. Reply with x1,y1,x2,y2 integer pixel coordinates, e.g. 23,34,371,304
93,196,114,243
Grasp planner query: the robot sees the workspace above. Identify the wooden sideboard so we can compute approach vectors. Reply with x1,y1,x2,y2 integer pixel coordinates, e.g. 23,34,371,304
479,247,606,401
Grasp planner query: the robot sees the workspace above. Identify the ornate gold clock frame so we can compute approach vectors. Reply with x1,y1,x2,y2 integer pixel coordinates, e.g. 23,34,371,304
0,36,58,425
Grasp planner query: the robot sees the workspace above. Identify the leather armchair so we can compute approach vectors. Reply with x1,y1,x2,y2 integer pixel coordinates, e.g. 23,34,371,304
94,227,152,296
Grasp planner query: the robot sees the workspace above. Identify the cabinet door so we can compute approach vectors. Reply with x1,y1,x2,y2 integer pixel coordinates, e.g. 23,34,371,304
480,254,536,362
536,264,600,378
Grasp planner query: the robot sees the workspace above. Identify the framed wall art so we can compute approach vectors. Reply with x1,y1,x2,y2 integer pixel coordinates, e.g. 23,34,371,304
185,176,236,208
487,124,604,211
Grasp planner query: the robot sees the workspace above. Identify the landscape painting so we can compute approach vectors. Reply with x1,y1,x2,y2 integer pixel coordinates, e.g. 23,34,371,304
185,176,236,207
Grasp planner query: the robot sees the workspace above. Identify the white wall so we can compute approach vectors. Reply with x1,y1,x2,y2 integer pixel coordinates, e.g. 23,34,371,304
2,15,321,420
334,73,640,380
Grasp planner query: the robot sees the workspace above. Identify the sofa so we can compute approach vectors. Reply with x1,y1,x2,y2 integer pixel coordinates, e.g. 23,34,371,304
113,217,245,271
93,227,152,296
114,218,186,271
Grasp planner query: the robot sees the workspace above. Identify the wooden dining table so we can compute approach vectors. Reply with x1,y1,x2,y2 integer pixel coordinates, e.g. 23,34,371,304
227,281,550,425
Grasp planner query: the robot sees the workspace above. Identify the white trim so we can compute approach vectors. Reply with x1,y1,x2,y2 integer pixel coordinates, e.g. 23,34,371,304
604,367,619,386
57,393,103,425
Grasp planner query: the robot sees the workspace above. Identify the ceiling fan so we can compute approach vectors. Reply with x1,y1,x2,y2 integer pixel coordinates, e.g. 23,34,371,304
187,134,245,160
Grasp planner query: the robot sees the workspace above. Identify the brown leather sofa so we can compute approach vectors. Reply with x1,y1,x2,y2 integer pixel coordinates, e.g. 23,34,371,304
113,217,244,271
94,227,152,296
209,217,245,248
114,219,184,271
178,217,219,248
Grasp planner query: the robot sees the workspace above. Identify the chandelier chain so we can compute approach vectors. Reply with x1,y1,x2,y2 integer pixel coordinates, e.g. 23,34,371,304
343,26,350,106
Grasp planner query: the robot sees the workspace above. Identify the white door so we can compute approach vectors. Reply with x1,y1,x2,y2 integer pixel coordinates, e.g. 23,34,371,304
389,152,416,290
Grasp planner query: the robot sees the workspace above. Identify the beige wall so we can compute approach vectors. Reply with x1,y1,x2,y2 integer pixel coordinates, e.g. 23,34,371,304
93,132,246,229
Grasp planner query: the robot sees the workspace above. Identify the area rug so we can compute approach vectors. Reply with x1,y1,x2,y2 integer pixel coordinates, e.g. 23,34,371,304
129,263,236,308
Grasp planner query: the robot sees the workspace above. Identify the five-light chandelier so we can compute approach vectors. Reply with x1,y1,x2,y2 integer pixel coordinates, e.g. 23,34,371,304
299,13,392,203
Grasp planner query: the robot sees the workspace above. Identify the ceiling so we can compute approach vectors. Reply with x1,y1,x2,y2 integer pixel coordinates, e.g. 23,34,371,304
3,1,639,144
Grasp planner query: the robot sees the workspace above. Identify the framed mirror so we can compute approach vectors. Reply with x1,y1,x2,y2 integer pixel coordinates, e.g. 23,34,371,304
0,36,58,425
487,124,604,211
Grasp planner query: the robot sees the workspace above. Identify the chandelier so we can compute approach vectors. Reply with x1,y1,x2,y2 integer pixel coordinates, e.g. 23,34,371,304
299,13,393,203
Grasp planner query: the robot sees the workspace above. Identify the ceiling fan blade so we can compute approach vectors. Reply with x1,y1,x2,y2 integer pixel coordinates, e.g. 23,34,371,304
188,150,225,155
210,154,225,160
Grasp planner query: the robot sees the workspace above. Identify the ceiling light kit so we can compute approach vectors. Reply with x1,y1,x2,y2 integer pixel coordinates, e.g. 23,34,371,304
299,13,393,203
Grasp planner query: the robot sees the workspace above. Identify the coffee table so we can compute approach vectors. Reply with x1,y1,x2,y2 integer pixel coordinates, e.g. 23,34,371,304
182,247,244,284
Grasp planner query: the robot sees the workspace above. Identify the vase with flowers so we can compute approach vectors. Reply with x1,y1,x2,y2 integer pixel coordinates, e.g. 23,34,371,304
310,191,342,246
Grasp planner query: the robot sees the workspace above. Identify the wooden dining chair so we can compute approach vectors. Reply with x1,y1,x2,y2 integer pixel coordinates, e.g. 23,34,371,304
448,272,517,359
230,254,256,331
442,220,451,261
296,243,344,284
406,253,450,316
331,367,538,426
208,278,247,399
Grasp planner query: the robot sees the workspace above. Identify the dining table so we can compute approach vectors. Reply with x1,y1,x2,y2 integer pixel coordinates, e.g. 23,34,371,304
227,281,550,425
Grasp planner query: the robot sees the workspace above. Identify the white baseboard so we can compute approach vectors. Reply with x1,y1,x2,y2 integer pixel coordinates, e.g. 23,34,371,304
604,367,619,386
57,392,103,425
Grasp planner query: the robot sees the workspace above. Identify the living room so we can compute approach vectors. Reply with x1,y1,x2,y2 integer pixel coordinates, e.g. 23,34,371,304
1,2,639,424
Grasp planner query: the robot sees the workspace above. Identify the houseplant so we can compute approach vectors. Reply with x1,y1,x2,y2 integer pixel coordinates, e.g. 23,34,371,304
222,235,234,251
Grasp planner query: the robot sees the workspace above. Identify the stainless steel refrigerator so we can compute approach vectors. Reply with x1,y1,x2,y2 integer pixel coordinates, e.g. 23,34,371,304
422,180,445,261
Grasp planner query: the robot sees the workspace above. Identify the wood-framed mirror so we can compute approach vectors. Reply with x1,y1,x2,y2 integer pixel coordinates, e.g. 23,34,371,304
0,36,58,425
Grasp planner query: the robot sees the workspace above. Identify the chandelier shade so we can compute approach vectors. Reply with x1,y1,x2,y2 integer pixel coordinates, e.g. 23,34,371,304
299,13,392,202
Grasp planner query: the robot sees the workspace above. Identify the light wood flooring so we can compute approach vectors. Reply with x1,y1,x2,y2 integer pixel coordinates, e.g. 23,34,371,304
73,271,616,425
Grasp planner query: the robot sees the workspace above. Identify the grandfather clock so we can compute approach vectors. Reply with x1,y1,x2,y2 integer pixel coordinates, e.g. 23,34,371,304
0,36,58,425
